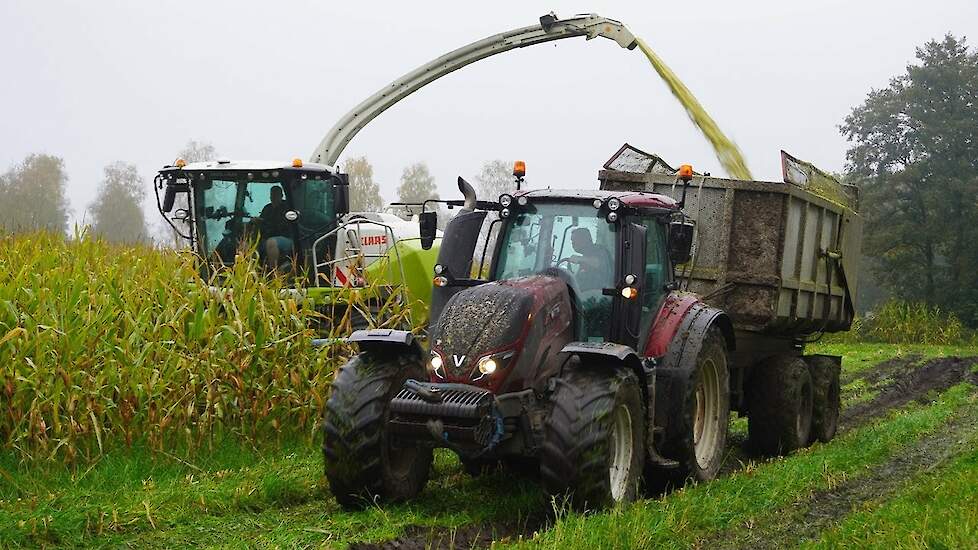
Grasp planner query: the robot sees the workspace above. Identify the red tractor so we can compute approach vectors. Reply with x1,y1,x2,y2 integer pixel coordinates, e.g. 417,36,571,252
323,159,855,509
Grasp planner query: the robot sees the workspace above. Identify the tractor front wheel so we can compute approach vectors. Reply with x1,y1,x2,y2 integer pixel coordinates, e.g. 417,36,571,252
322,351,432,509
541,366,645,509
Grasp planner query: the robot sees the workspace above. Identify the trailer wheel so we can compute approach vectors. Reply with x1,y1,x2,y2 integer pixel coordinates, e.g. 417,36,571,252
541,366,645,509
807,356,841,443
668,328,730,482
323,352,432,509
747,356,814,455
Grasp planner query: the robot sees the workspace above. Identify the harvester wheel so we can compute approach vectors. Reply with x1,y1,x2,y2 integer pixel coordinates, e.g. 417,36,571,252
666,328,730,483
807,356,841,443
322,351,432,509
541,366,645,509
747,356,814,455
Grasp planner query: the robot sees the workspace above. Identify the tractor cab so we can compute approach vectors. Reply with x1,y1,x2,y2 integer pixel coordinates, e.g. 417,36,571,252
490,191,678,344
424,183,689,381
155,158,349,282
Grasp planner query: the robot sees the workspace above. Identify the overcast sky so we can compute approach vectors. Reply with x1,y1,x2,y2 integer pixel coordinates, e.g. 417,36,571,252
2,1,976,226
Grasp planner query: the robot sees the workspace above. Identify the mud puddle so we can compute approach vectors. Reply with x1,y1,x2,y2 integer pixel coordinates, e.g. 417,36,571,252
839,354,923,387
841,356,978,430
348,512,548,550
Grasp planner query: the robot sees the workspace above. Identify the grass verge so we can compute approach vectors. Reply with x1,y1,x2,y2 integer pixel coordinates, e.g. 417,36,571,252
806,444,978,549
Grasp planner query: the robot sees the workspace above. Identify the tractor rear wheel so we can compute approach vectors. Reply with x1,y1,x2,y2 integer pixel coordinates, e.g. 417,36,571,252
665,328,730,483
541,366,645,509
323,351,432,509
807,356,841,443
747,356,814,455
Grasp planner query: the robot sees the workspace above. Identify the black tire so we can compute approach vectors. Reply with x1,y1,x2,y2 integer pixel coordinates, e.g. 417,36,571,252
747,356,814,456
322,351,433,509
807,356,841,443
664,328,730,483
501,456,540,478
461,457,499,477
541,366,645,509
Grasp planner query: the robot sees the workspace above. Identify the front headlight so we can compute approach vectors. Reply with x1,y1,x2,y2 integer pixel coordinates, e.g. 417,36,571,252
472,351,515,381
429,352,445,379
478,357,498,375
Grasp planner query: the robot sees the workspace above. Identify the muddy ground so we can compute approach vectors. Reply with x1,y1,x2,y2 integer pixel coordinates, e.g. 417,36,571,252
348,508,548,550
358,355,978,550
840,355,978,429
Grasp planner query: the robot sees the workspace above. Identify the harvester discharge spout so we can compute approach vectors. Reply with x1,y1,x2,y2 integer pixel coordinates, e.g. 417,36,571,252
311,12,638,167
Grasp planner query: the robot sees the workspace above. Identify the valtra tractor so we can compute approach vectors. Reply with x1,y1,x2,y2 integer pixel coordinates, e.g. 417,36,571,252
323,149,862,509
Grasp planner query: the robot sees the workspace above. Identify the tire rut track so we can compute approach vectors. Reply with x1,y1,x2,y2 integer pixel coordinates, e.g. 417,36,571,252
705,400,978,550
697,356,978,550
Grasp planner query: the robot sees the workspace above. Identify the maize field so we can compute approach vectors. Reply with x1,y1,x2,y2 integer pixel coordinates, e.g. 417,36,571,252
0,231,364,463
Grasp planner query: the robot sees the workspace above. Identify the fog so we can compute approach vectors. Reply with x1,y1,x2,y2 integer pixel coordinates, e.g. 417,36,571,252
1,0,975,224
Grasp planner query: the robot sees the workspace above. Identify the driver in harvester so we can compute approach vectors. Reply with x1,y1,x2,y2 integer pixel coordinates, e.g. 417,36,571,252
565,227,611,290
259,186,294,270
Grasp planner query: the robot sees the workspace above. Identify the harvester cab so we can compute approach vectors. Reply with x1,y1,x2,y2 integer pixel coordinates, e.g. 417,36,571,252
155,159,440,330
155,158,349,281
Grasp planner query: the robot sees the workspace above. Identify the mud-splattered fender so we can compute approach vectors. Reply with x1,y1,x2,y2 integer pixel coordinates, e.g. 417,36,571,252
559,341,644,374
651,299,734,443
346,328,425,358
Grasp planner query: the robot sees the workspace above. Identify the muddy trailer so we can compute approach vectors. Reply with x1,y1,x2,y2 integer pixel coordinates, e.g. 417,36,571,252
599,144,862,411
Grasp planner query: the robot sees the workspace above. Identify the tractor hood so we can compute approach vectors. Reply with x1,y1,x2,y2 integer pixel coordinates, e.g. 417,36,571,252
428,274,573,393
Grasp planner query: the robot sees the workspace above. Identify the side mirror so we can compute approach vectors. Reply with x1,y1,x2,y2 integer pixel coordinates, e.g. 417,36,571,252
162,186,177,213
419,211,438,250
334,178,350,216
668,219,695,265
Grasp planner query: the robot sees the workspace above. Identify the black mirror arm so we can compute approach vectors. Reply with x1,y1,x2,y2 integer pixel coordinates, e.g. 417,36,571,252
154,174,192,241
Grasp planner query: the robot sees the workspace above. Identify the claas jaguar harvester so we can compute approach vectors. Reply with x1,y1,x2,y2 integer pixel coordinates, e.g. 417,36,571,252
323,146,862,509
153,13,638,331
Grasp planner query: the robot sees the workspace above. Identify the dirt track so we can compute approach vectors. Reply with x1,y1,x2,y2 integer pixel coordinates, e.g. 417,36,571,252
348,512,546,550
357,355,978,550
840,356,978,429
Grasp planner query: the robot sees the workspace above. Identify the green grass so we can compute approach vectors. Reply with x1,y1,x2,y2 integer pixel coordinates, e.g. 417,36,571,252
502,383,978,550
806,446,978,549
810,342,978,372
3,364,974,548
0,439,545,548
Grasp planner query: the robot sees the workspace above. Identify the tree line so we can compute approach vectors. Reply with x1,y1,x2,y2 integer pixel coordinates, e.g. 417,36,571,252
843,34,978,326
0,142,516,245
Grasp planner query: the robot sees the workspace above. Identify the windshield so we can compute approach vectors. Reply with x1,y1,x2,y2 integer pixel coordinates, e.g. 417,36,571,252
194,172,336,272
495,201,617,341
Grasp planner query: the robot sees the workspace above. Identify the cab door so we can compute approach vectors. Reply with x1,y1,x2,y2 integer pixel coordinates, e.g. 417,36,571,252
636,216,670,353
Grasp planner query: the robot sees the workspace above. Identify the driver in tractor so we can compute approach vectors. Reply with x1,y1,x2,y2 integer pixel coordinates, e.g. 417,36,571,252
258,186,294,270
564,227,611,291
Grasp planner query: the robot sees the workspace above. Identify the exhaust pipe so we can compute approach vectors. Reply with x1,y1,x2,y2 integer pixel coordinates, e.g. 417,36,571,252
458,176,478,211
